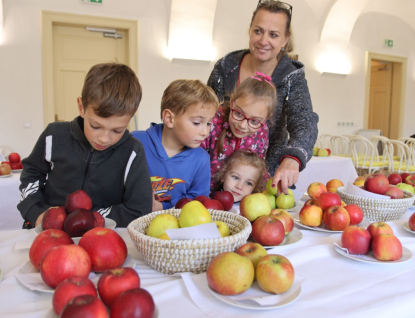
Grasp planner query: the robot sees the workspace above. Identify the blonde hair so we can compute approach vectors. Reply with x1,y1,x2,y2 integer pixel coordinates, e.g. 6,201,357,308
160,79,219,117
214,150,268,193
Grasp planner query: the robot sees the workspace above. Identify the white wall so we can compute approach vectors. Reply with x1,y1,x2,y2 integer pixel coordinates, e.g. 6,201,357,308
0,0,414,159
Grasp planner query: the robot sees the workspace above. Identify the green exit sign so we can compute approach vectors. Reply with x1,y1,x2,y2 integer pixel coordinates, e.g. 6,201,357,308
80,0,103,4
384,39,393,47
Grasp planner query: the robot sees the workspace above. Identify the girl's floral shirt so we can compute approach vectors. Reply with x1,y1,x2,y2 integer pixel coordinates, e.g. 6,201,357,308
201,106,269,191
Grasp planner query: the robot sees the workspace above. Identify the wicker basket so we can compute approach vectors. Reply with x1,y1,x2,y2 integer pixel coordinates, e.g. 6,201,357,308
337,186,415,222
127,209,252,275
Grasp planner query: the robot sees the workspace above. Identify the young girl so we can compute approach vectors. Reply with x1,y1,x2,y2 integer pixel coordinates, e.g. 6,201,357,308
213,150,268,203
201,72,276,192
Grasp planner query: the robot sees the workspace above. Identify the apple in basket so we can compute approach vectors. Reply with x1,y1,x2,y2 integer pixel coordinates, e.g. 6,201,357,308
387,173,402,185
326,179,344,193
175,197,193,209
384,185,404,199
40,244,92,288
408,212,415,231
364,174,389,195
236,242,268,273
341,226,372,255
178,200,212,228
206,252,254,295
269,209,294,234
404,175,415,186
372,234,402,261
29,229,74,270
317,192,341,211
202,198,224,210
53,276,97,316
146,213,180,238
299,204,323,227
323,205,350,231
401,173,411,183
59,295,108,318
78,227,128,272
256,254,294,294
353,176,366,187
344,204,364,225
66,189,93,213
367,222,394,238
251,215,285,246
42,206,68,231
214,221,230,237
396,183,415,194
307,182,327,200
98,267,141,308
110,288,156,318
240,193,271,222
211,190,234,211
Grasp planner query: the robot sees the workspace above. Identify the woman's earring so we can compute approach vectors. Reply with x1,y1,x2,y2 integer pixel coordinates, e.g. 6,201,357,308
281,47,285,52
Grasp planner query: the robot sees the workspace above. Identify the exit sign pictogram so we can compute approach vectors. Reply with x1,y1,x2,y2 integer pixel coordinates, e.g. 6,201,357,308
384,39,393,47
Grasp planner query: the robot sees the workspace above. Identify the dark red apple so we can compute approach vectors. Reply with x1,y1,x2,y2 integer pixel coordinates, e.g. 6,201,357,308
63,208,95,237
364,174,389,195
194,195,209,203
110,288,155,318
42,206,68,231
387,173,402,185
8,152,21,163
66,189,92,213
211,191,234,211
60,294,108,318
97,267,141,308
53,276,97,315
401,173,411,183
175,197,193,209
202,198,224,210
10,162,21,170
92,211,105,227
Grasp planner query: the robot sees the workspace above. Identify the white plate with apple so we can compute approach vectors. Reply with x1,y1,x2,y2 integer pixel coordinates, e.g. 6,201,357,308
16,254,135,293
334,243,413,264
403,222,415,234
292,213,370,233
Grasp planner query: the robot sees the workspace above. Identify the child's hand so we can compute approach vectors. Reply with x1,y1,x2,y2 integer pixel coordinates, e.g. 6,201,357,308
272,157,300,195
35,212,46,227
152,190,163,212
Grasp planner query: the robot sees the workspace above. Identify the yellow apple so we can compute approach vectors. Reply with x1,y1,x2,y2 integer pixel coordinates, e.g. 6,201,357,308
313,147,319,156
326,179,344,193
179,200,212,228
236,242,268,278
353,176,366,187
299,205,323,227
275,193,295,209
266,178,278,196
158,233,170,240
256,254,295,294
240,193,271,222
146,213,180,238
396,183,415,194
214,221,230,237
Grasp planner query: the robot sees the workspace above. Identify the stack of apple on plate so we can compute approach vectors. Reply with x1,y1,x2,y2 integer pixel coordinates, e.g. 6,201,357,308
28,225,156,317
313,146,331,157
263,178,296,210
2,152,23,171
207,246,295,296
341,222,403,261
299,179,365,231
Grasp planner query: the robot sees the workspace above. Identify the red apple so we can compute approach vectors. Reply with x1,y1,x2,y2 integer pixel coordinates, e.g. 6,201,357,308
175,197,193,209
194,195,209,203
66,189,92,213
10,162,21,170
364,174,389,195
385,185,404,199
408,212,415,231
78,227,128,272
372,234,402,261
202,198,224,210
251,215,285,246
41,206,68,231
29,229,74,270
256,254,295,294
404,175,415,186
8,152,21,163
63,208,95,237
367,222,393,238
317,192,342,211
1,161,10,167
323,205,350,231
235,242,268,271
211,191,234,211
40,244,92,288
269,209,294,234
387,173,402,185
341,225,371,255
299,204,323,227
60,294,108,318
0,163,11,175
401,173,411,183
110,288,155,318
344,204,364,225
53,276,97,315
97,267,141,308
307,182,327,200
92,211,105,228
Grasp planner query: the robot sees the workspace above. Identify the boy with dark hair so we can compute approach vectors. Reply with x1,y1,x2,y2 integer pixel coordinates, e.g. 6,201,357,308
18,63,152,228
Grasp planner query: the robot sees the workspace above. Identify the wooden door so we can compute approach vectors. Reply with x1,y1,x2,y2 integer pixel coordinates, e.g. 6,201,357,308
52,24,127,122
368,62,392,138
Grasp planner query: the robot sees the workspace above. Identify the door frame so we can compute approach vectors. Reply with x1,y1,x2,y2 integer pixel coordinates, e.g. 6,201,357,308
364,52,407,139
42,11,138,127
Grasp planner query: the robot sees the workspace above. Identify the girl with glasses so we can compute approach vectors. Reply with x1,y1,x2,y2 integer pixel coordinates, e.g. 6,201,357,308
208,1,319,195
201,73,276,192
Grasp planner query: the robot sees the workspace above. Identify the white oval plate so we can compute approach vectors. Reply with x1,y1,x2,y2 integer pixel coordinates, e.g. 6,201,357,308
334,243,413,264
0,173,12,178
250,228,302,249
208,282,301,310
403,222,415,234
12,169,23,173
293,212,370,233
16,254,135,293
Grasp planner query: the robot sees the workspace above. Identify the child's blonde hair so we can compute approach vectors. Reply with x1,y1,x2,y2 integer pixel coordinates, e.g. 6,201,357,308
216,73,277,154
214,149,268,193
160,79,219,117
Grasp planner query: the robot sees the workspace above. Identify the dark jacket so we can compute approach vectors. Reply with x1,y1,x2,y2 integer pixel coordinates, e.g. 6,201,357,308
18,117,153,228
207,49,319,174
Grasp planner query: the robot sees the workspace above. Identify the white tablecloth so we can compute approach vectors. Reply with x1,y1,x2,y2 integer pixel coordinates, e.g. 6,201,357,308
293,156,358,200
0,172,23,230
1,207,415,318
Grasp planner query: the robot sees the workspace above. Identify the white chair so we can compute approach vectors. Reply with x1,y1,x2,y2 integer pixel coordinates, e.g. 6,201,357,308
349,136,383,175
316,134,333,149
330,135,351,157
386,139,415,173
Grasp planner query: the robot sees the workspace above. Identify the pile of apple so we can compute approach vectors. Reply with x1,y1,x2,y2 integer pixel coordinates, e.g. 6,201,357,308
175,190,234,211
1,152,23,170
341,222,402,261
300,179,364,231
313,147,331,157
41,189,105,237
207,246,295,296
263,178,295,210
147,199,231,239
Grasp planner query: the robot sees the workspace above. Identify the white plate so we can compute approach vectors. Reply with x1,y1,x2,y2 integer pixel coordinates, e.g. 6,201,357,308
12,169,23,173
0,173,12,178
208,282,301,310
403,222,415,234
293,212,370,233
16,254,135,293
250,228,302,249
286,201,304,213
334,244,413,264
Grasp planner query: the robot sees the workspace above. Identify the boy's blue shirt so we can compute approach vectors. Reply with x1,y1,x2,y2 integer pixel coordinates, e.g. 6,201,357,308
132,123,211,209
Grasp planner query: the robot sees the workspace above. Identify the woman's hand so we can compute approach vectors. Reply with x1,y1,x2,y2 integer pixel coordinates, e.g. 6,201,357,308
35,212,46,227
271,157,300,195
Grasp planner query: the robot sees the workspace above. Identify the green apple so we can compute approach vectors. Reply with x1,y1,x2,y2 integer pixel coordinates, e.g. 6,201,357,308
265,194,277,209
396,183,415,194
240,193,272,222
313,147,319,156
317,148,329,157
266,178,278,196
276,193,295,209
146,213,180,238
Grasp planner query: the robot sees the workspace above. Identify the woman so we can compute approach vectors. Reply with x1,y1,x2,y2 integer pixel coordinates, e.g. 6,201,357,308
207,0,319,195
